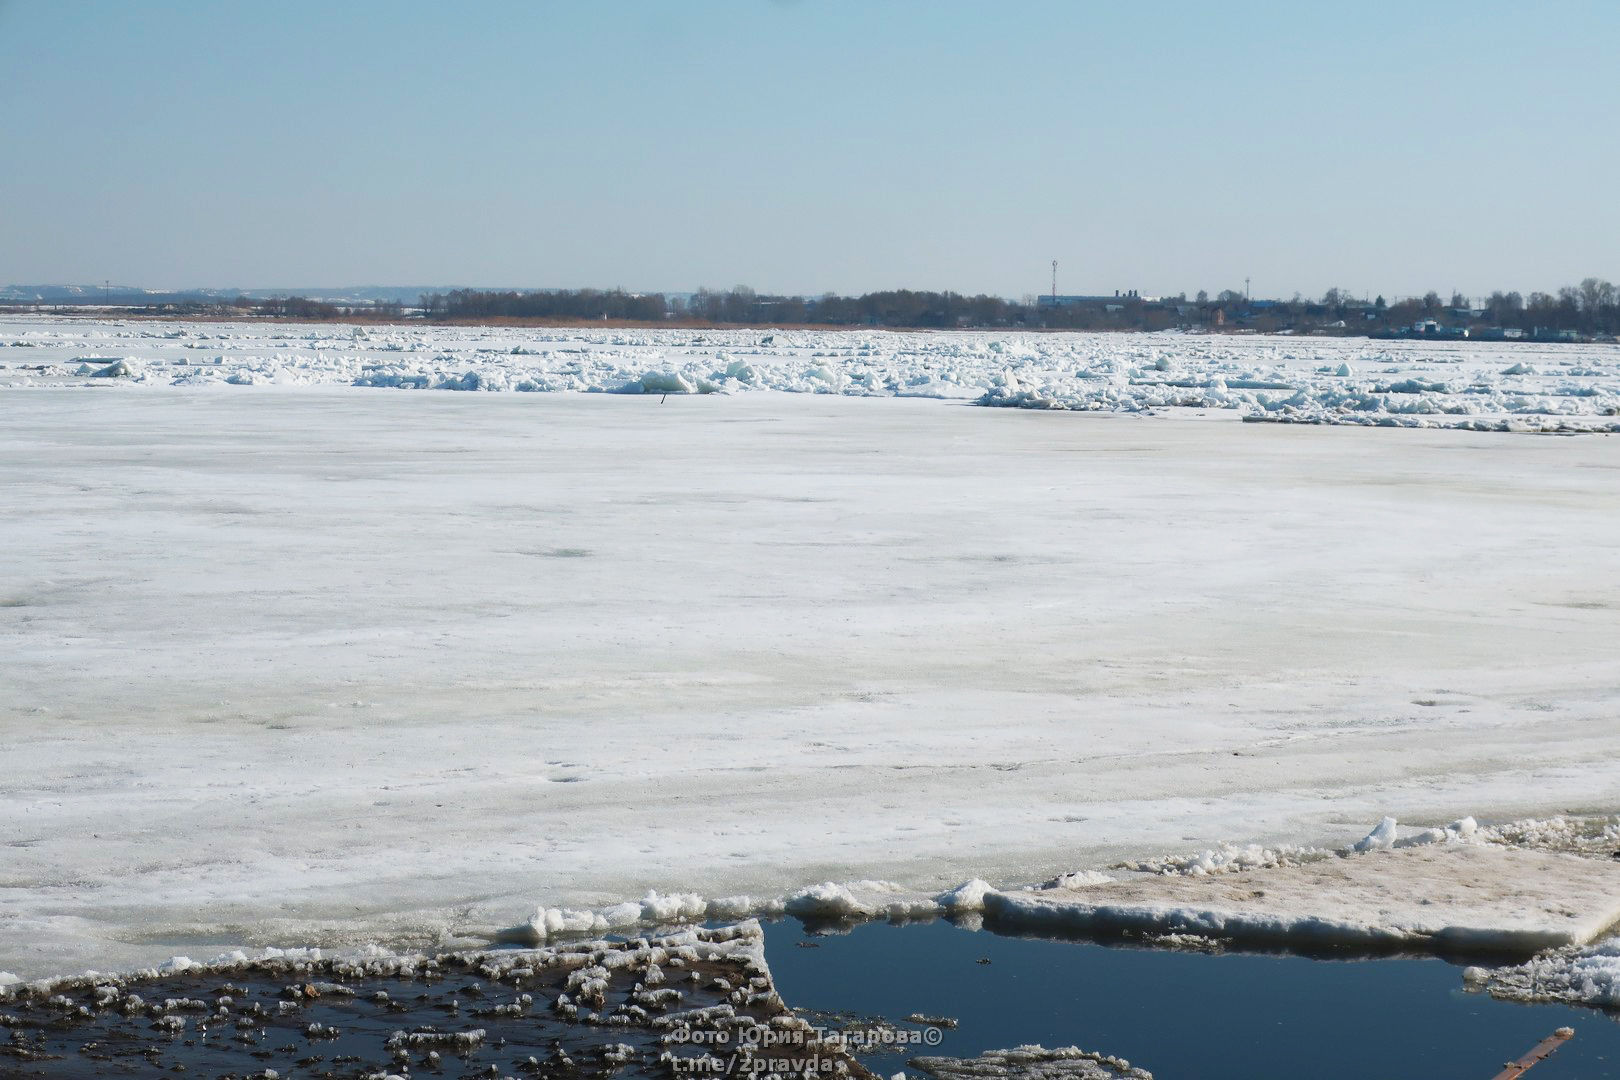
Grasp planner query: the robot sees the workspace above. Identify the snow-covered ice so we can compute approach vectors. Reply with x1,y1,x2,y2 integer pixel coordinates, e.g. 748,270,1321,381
3,318,1620,980
3,314,1620,430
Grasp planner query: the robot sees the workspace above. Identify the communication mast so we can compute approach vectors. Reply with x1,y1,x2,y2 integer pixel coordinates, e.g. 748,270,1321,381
1051,260,1058,304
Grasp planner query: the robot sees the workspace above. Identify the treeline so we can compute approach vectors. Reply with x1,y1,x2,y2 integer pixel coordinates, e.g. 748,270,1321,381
1229,280,1620,339
89,278,1620,339
129,295,406,319
421,286,1054,328
241,295,408,319
1424,281,1617,336
683,287,1021,328
419,288,665,321
413,280,1620,337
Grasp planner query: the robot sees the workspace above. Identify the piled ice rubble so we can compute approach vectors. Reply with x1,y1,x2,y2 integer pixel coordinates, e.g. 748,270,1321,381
782,881,945,922
1350,814,1479,851
498,890,710,944
1475,815,1620,855
501,883,946,946
1465,940,1620,1009
1122,841,1326,876
5,316,1620,431
910,1045,1153,1080
1090,816,1479,877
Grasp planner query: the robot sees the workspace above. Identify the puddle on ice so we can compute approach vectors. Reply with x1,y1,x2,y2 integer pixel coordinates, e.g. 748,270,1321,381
763,919,1620,1080
2,919,1617,1078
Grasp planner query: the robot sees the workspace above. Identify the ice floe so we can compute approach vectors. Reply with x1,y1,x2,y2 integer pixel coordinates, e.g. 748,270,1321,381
492,817,1620,962
979,843,1620,956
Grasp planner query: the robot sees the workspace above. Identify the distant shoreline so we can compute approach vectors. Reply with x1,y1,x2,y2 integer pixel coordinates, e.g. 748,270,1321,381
0,307,1591,343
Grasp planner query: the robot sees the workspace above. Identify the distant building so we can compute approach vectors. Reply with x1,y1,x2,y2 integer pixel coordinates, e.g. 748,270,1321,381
1037,289,1142,309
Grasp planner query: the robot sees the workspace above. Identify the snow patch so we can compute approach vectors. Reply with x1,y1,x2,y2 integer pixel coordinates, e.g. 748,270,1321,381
935,879,998,914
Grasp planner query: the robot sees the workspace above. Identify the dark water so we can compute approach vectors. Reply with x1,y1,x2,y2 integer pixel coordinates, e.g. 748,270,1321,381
0,933,811,1080
762,919,1620,1080
5,920,1616,1079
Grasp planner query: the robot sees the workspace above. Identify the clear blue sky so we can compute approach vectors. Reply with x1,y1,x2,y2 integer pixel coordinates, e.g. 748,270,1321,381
1,0,1615,300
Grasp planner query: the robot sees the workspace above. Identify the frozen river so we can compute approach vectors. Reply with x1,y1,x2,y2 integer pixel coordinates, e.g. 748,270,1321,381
2,320,1619,980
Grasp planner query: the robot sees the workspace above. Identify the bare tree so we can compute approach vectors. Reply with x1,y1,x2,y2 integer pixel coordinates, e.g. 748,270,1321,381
1578,277,1615,313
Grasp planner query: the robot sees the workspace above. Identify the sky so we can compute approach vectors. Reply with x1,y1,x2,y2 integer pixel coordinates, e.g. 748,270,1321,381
1,0,1616,301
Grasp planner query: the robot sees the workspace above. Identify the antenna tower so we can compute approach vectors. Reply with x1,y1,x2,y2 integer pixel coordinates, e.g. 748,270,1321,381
1051,260,1058,303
